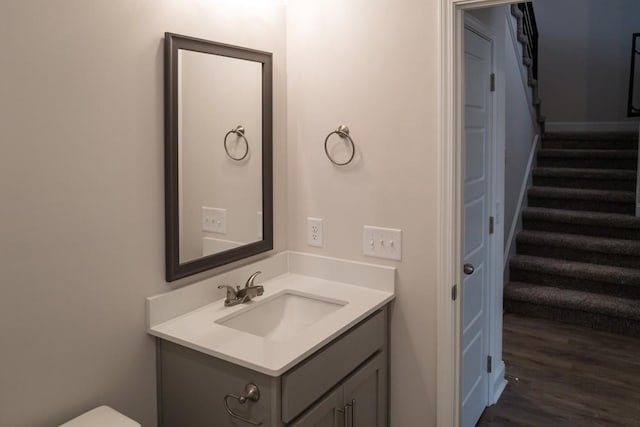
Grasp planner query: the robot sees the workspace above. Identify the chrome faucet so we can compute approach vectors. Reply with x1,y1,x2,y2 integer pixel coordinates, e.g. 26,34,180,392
217,271,264,307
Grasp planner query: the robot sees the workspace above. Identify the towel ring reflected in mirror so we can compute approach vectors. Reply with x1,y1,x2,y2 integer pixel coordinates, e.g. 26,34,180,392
324,125,355,166
224,125,249,161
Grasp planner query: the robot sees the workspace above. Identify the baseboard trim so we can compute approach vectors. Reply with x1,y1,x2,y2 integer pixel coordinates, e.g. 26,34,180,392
546,121,640,133
504,134,539,268
489,360,507,405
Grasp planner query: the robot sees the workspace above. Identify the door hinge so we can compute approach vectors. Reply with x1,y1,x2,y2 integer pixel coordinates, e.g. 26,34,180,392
487,355,493,373
489,216,495,234
490,73,496,92
452,284,458,301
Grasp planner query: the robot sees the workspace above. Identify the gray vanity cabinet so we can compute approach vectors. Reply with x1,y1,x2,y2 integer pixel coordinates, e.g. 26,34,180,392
157,307,389,427
291,353,387,427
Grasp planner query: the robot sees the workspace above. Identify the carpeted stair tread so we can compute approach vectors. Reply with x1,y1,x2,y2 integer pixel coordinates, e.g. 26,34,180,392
522,207,640,229
517,230,640,257
522,208,640,240
542,136,638,149
505,282,640,321
532,166,637,190
528,186,635,202
510,255,640,287
537,148,638,169
538,148,638,160
543,132,638,141
532,167,636,180
541,132,638,149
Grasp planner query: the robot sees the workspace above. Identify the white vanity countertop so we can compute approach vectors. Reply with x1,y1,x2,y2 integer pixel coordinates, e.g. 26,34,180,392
148,271,394,376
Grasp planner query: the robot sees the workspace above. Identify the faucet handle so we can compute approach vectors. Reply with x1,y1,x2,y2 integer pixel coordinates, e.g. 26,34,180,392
217,285,238,302
245,271,262,288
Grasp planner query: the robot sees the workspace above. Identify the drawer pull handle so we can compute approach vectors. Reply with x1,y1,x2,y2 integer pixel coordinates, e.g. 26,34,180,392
334,406,347,426
223,383,263,426
344,400,354,427
351,399,357,426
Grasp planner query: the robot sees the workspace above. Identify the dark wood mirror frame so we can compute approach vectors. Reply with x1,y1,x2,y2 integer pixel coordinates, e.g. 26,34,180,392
164,32,273,282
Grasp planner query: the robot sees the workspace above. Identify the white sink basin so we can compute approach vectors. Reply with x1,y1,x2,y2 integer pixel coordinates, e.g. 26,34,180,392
216,291,347,342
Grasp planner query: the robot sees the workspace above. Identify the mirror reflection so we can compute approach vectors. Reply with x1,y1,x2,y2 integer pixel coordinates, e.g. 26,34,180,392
165,32,272,282
178,50,263,263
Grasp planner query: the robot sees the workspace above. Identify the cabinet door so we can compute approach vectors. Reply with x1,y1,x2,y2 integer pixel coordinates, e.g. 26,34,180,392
158,340,280,427
342,353,387,427
289,386,344,427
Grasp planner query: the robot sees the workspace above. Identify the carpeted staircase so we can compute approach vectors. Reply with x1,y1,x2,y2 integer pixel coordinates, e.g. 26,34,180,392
504,131,640,336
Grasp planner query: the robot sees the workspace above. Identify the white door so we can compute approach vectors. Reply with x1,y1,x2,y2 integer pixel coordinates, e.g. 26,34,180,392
461,23,493,427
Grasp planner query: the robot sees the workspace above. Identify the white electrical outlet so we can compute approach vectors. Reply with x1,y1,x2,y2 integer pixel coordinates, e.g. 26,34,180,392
202,207,226,234
363,225,402,260
307,217,323,247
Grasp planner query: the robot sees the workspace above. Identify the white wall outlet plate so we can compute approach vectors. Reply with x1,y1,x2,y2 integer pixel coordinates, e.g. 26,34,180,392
202,207,226,234
307,217,323,247
363,225,402,261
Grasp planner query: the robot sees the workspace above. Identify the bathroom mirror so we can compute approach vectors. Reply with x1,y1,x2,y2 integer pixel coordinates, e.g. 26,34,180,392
165,33,273,281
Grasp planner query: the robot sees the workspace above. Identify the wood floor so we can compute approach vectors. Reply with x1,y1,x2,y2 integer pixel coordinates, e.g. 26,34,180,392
477,313,640,426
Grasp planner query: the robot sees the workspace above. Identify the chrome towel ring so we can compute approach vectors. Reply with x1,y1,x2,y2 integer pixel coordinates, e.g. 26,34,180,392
223,383,263,425
224,125,249,161
324,125,355,166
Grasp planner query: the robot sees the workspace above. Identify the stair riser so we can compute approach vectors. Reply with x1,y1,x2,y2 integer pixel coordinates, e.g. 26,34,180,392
503,299,640,338
528,196,635,214
516,242,640,269
522,219,640,240
532,176,636,191
509,269,640,298
537,157,637,169
542,140,638,150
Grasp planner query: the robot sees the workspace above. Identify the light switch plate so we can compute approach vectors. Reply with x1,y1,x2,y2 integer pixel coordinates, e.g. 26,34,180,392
202,207,226,234
363,225,402,261
307,217,323,247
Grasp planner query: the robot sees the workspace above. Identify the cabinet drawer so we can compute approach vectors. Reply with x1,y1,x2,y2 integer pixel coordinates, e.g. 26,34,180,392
282,309,386,423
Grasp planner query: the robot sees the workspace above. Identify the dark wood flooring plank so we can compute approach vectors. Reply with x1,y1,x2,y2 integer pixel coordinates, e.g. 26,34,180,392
477,313,640,427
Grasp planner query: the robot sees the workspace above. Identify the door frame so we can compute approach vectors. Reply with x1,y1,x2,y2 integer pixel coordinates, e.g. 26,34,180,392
437,1,512,426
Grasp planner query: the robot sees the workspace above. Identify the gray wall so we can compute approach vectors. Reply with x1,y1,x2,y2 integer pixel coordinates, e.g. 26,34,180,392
465,6,539,257
504,11,538,250
0,1,287,426
535,0,640,123
286,0,440,424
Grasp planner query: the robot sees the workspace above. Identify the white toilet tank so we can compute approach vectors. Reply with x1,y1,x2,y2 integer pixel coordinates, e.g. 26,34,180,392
59,406,140,427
